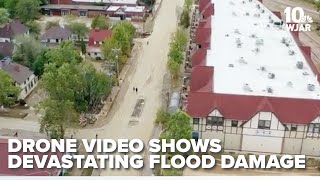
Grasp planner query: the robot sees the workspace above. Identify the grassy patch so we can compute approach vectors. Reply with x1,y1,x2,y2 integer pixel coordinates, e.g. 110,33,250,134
81,167,93,176
0,110,28,118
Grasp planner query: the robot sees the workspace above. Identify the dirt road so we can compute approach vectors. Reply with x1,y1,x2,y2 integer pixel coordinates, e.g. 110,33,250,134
76,0,183,176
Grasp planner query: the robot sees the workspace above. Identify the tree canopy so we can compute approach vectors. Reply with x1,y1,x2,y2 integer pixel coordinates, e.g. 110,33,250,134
15,0,41,23
91,15,110,30
13,35,42,67
0,8,10,25
40,98,78,139
102,21,136,63
0,71,20,107
69,22,89,41
167,28,188,79
160,110,192,142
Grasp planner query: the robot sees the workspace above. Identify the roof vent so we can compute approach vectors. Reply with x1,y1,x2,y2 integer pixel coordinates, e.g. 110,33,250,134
236,38,242,48
260,66,266,71
266,24,270,28
253,47,260,54
269,19,274,23
232,11,237,16
287,81,293,87
274,21,284,26
281,37,290,46
296,61,303,69
303,72,309,76
256,4,261,9
250,34,257,38
269,15,272,19
267,87,273,93
261,9,265,13
254,13,260,18
268,73,275,79
256,39,264,46
234,29,240,34
242,1,246,4
288,50,295,55
239,57,247,64
229,1,235,5
245,12,250,16
243,83,252,92
308,84,315,91
228,64,234,67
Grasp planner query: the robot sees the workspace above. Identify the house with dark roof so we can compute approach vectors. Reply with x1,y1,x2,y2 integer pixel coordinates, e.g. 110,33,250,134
0,20,29,43
0,57,38,100
41,26,72,45
86,29,112,59
0,20,29,58
0,42,14,58
186,0,320,156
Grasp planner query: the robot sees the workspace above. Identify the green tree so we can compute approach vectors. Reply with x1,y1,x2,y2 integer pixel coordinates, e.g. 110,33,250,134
0,71,20,107
26,21,41,36
0,8,10,25
69,22,89,41
32,49,49,76
91,15,110,30
13,35,42,67
41,63,81,102
4,0,18,18
142,0,156,6
15,0,40,23
41,62,112,113
45,20,60,30
75,63,112,112
154,109,171,127
184,0,193,12
174,28,188,51
161,168,183,176
161,111,192,141
40,98,79,139
45,41,82,67
180,9,190,29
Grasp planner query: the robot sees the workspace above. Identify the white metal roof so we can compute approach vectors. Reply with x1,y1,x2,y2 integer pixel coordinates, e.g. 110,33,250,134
72,0,137,5
207,0,320,99
124,6,145,12
107,6,120,11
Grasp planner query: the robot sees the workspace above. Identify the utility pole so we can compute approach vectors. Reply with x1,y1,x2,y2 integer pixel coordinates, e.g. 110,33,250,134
111,48,121,85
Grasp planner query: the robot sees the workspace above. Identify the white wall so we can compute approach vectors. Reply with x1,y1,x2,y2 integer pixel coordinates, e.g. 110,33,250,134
18,74,38,100
0,37,11,42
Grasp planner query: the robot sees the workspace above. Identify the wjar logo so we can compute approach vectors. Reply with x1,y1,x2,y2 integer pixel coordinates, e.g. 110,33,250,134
284,7,312,32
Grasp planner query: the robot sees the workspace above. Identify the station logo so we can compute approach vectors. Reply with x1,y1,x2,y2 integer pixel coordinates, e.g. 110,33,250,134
284,7,312,32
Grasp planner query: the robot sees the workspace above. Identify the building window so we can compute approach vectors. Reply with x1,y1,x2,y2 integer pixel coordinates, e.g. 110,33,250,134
207,116,224,126
231,121,238,127
79,11,87,16
308,123,320,133
258,120,271,129
192,132,199,140
193,118,199,125
88,53,91,56
94,52,98,56
56,39,59,43
25,87,28,93
291,125,297,131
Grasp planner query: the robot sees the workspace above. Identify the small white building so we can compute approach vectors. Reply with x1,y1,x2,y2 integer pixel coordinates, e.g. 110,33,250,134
0,57,38,100
187,0,320,157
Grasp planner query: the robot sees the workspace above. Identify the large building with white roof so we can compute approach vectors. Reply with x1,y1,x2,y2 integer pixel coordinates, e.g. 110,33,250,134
187,0,320,156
